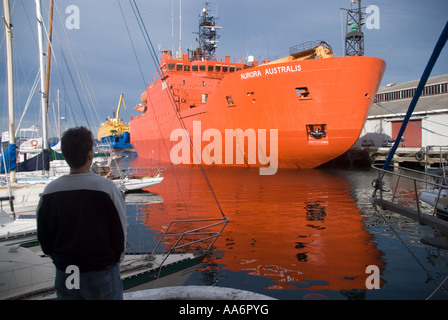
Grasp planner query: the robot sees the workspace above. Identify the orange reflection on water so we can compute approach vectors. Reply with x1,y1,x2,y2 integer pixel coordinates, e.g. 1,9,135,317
131,159,383,291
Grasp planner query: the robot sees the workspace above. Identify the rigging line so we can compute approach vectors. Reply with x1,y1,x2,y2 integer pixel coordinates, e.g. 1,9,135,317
129,0,162,76
372,205,448,297
53,1,101,129
52,3,99,130
427,273,448,300
15,71,40,136
382,20,448,171
122,2,190,216
374,99,448,129
40,2,78,127
117,0,146,87
60,50,91,129
374,101,448,137
144,91,193,217
130,1,227,220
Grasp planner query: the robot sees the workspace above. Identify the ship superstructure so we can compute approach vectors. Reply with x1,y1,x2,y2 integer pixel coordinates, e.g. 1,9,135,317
130,3,385,173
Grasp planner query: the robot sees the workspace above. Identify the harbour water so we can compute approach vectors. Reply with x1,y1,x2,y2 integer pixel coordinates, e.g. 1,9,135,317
122,155,448,300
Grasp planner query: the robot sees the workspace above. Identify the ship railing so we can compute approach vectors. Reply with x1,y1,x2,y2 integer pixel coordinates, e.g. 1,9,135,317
289,40,332,56
152,217,229,255
148,217,229,273
118,166,166,178
370,162,448,233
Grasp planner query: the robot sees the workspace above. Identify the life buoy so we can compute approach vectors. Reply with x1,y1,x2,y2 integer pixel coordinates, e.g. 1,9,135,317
415,151,424,161
31,139,38,147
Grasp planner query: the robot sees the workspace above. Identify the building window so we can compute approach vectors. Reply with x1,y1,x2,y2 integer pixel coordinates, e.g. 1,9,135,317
375,82,448,102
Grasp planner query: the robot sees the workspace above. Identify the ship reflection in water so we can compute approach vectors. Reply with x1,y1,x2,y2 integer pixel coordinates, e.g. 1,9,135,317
126,157,384,296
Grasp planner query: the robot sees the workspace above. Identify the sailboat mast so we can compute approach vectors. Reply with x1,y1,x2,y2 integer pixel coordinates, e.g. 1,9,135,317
44,0,54,121
3,0,15,182
35,0,49,151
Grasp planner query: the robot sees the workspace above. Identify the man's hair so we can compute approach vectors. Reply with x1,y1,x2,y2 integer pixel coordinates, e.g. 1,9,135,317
61,126,94,169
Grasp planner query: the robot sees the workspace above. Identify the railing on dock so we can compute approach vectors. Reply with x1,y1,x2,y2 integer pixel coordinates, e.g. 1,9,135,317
371,163,448,233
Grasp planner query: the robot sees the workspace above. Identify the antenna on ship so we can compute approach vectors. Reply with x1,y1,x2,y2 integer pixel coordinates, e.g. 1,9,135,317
343,0,365,56
194,2,221,60
179,0,182,57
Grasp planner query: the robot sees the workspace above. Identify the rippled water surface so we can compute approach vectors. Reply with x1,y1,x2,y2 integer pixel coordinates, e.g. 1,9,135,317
122,156,448,300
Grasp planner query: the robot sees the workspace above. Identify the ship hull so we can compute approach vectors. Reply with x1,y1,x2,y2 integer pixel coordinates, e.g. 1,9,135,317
130,56,385,171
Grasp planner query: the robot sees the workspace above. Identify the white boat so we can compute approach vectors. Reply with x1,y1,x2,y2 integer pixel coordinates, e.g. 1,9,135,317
0,218,228,300
96,163,166,193
0,0,228,300
115,175,164,192
124,285,276,300
0,0,63,217
0,246,206,300
420,189,448,215
0,210,38,248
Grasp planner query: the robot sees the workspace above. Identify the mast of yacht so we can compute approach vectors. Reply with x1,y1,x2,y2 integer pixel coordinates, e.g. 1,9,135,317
3,0,15,182
35,0,49,156
45,0,54,128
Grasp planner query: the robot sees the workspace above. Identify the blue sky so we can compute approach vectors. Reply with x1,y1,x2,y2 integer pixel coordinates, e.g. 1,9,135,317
1,0,447,138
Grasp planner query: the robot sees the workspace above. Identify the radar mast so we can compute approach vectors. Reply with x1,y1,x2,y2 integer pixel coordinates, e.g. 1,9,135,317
195,2,221,60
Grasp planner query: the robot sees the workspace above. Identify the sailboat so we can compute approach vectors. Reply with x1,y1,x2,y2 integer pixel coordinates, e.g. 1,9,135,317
0,0,56,250
0,0,53,214
0,216,227,300
93,155,165,193
0,0,229,300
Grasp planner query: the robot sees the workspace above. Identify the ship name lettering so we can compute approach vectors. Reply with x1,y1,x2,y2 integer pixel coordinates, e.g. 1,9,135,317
241,70,262,80
265,64,301,75
241,65,301,80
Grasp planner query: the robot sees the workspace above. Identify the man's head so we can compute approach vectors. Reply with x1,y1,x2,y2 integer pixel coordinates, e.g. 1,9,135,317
61,126,94,169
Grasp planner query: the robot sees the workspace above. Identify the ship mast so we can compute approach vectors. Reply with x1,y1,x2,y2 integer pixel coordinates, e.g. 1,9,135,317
195,2,221,60
344,0,365,56
179,0,182,57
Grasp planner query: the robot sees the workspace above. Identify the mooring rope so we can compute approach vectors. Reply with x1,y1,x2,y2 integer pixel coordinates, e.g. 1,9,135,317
126,0,227,220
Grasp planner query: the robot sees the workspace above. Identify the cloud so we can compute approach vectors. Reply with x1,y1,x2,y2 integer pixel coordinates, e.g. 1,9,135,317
1,0,447,139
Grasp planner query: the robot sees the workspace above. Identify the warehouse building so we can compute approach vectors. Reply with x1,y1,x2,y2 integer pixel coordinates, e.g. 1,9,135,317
357,74,448,149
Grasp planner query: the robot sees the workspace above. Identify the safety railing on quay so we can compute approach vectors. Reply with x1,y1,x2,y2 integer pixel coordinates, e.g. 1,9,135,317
371,163,448,227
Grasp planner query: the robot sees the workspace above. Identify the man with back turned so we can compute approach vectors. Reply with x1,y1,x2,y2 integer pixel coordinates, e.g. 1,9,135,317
37,126,127,300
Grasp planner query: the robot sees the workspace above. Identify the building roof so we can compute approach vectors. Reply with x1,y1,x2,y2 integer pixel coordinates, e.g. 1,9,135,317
377,74,448,92
369,74,448,118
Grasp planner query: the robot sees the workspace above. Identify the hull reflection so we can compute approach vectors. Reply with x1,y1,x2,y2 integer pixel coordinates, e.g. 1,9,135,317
130,158,383,291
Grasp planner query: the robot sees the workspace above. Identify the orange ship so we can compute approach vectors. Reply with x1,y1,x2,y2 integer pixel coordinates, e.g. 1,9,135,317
130,4,386,172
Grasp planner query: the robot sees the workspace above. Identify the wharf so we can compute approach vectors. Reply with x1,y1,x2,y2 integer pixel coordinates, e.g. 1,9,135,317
331,147,448,168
